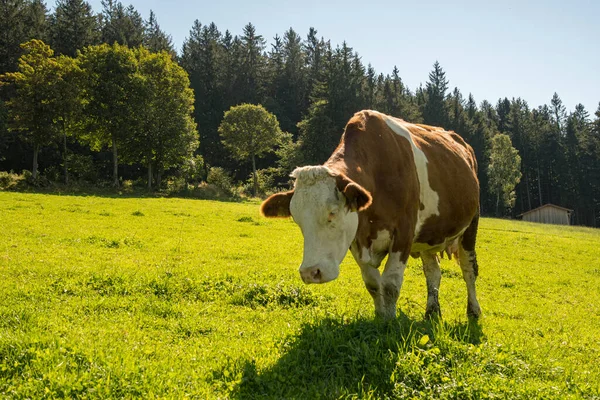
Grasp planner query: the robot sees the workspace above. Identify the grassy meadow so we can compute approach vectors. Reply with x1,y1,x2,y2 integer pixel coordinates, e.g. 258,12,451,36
1,191,599,399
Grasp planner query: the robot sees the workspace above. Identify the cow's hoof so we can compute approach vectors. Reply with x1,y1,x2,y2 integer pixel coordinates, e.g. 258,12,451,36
375,308,397,320
425,306,442,320
467,302,481,319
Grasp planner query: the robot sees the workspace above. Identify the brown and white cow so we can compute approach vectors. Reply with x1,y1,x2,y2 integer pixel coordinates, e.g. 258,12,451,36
260,110,481,319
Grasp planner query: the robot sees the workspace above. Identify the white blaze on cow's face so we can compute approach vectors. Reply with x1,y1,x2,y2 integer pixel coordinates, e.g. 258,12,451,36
289,166,360,284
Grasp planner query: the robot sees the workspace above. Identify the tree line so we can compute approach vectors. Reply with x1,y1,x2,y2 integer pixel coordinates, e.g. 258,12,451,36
1,0,599,227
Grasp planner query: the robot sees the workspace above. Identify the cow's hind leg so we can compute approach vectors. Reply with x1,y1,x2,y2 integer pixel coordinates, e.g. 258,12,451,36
458,214,482,318
421,253,442,319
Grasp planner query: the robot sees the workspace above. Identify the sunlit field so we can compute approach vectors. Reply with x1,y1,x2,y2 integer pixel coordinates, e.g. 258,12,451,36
1,191,599,398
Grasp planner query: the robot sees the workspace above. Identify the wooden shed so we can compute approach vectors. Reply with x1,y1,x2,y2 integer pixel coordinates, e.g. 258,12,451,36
518,204,573,225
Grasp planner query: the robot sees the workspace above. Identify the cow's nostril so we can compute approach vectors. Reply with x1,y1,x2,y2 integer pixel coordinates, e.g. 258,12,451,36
311,268,321,280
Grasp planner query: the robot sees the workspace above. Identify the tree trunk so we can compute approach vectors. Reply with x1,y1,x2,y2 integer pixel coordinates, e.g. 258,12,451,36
496,189,501,217
252,153,258,197
536,164,542,206
147,161,152,190
156,166,163,189
525,170,531,210
32,143,39,180
112,137,119,187
63,131,69,185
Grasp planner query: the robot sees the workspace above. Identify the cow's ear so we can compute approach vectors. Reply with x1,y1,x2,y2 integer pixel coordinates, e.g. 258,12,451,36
335,175,372,212
260,190,294,218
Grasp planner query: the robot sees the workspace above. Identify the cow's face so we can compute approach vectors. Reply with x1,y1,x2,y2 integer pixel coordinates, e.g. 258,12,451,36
261,166,372,284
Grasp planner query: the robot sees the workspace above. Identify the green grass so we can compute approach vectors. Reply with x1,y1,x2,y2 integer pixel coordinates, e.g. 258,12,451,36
1,191,599,399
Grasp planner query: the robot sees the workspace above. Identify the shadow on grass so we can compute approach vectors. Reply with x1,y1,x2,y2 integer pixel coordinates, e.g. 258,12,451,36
219,314,484,399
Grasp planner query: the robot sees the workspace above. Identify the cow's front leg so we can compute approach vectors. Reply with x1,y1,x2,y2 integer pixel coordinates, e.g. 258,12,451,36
358,263,385,316
421,253,442,319
380,251,407,319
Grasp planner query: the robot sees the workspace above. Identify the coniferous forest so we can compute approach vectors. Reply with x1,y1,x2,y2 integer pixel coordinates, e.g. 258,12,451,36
1,0,599,227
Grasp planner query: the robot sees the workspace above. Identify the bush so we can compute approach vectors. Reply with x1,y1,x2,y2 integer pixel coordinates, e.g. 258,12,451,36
67,153,98,182
23,169,50,187
241,168,278,197
207,167,234,196
180,155,206,184
0,171,22,190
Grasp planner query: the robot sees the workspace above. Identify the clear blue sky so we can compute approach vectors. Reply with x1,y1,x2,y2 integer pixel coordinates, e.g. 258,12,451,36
86,0,599,115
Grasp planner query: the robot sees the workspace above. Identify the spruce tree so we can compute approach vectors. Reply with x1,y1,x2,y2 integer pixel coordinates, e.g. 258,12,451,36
144,10,174,55
280,28,307,135
49,0,99,57
181,21,224,170
423,61,449,127
101,1,144,47
238,23,266,104
304,27,324,101
0,0,48,73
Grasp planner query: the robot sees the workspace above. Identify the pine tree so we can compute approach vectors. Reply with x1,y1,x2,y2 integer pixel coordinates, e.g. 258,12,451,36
365,64,376,109
550,92,567,134
495,97,511,134
24,0,48,42
304,27,324,102
280,28,307,135
466,93,477,120
423,61,448,127
144,10,174,55
505,98,534,214
101,1,144,47
0,0,48,73
297,100,337,165
447,87,469,135
181,21,225,170
238,23,266,104
49,0,99,57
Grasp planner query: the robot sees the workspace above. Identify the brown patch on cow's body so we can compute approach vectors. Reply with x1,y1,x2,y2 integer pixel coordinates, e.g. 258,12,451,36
325,110,479,261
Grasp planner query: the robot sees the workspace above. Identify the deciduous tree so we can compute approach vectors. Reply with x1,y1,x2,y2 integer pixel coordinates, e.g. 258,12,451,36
218,104,282,196
0,40,62,179
78,42,143,186
488,133,522,216
134,47,198,189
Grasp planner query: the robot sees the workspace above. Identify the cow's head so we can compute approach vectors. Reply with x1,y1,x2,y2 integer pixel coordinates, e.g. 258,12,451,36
260,166,372,284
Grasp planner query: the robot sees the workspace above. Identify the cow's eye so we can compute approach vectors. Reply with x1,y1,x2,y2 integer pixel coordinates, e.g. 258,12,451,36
328,211,337,222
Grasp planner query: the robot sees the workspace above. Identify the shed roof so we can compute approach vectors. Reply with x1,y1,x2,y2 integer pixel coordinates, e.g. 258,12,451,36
518,203,573,217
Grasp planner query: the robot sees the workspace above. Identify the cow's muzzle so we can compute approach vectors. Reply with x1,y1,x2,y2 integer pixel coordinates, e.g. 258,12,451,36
300,265,322,284
299,264,337,284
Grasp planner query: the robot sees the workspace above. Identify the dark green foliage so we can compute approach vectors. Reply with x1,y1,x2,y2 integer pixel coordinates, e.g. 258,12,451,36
100,0,144,47
423,61,449,127
49,0,99,57
143,10,174,55
0,0,49,73
297,99,338,165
